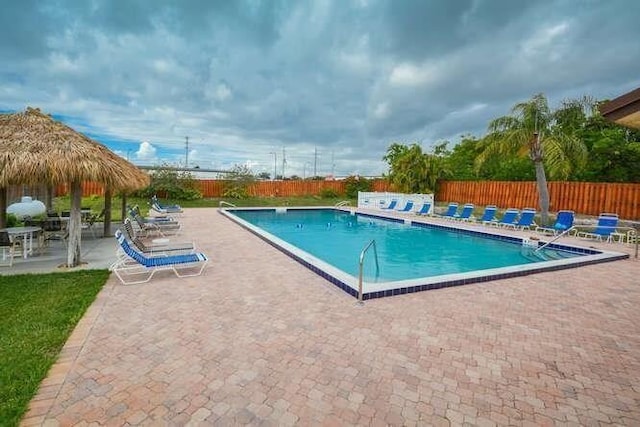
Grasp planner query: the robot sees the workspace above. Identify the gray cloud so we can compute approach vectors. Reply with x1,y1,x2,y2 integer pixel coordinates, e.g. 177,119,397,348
1,0,639,177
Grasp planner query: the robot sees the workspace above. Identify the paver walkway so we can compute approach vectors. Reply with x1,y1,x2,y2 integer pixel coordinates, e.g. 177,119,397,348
22,208,640,426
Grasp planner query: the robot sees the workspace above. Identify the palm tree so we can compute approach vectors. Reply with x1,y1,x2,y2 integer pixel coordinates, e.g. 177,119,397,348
476,93,588,224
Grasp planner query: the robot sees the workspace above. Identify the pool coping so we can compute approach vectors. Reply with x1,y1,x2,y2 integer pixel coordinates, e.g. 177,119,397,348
219,207,629,300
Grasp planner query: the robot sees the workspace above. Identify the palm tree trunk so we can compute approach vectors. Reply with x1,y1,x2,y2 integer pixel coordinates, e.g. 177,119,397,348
67,181,82,267
534,161,550,225
0,187,6,229
103,187,112,237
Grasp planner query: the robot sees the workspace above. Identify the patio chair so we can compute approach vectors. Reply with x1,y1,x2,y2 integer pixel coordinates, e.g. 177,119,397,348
503,208,537,230
0,231,20,267
489,208,519,227
122,218,194,256
576,213,619,242
536,210,575,235
380,200,398,210
476,205,498,225
453,203,474,221
110,230,208,285
438,203,459,219
42,211,68,249
397,201,414,213
82,208,105,238
415,202,432,216
151,195,183,213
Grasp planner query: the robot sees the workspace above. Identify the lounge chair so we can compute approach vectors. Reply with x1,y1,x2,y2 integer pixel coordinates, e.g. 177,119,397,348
397,201,414,213
130,205,177,223
477,205,498,225
110,230,208,285
536,210,575,235
381,200,398,210
122,218,195,256
576,213,619,242
129,209,181,237
415,202,432,216
438,203,459,219
503,208,537,230
489,208,519,227
453,203,474,221
151,195,183,214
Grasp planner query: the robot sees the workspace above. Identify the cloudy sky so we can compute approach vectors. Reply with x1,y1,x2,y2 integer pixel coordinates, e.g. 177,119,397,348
2,0,639,177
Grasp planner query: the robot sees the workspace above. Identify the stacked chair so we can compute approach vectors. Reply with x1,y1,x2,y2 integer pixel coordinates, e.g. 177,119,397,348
128,205,181,237
151,195,184,215
110,229,207,285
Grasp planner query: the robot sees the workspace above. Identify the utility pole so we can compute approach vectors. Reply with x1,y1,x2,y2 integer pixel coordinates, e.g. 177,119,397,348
282,147,286,178
331,151,335,177
313,147,318,177
269,152,277,180
185,136,189,168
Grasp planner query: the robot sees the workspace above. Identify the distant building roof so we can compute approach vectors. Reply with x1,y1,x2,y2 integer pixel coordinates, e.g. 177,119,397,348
599,87,640,129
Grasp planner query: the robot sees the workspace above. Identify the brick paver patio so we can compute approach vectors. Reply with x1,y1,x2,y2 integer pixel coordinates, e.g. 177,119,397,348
22,208,640,426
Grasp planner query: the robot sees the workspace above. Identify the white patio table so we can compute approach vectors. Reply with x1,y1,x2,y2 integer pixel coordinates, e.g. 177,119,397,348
0,226,42,259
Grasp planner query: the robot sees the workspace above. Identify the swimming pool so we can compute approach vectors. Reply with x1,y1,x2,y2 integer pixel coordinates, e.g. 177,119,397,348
221,208,628,299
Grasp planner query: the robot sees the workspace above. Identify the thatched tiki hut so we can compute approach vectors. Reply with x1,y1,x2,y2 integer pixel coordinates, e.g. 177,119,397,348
0,107,149,267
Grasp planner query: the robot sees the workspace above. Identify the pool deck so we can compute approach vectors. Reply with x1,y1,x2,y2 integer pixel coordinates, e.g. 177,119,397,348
20,207,640,426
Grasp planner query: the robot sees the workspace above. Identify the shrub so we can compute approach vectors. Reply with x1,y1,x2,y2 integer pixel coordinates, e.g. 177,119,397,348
135,165,202,200
6,214,18,227
221,164,255,199
343,175,371,198
319,188,339,198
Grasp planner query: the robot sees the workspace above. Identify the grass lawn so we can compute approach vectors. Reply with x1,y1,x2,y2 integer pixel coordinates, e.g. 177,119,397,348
0,270,110,427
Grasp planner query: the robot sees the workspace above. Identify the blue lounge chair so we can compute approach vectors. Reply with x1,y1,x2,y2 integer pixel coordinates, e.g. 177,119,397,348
381,200,398,210
122,219,195,256
397,201,414,212
151,195,183,213
453,203,474,221
438,203,459,219
490,208,519,227
477,205,498,225
536,210,575,235
415,202,432,216
504,208,537,230
111,230,208,285
576,213,619,242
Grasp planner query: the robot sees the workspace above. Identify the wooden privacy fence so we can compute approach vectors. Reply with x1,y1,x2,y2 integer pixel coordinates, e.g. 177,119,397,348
46,179,640,219
437,181,640,220
52,179,392,199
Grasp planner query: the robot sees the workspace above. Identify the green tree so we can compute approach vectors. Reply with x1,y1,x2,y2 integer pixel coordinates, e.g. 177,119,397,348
476,93,589,224
222,164,256,199
383,143,448,193
137,164,202,200
343,175,372,198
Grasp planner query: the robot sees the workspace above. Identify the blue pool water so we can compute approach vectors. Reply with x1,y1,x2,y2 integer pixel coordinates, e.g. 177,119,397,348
223,208,626,299
232,208,577,281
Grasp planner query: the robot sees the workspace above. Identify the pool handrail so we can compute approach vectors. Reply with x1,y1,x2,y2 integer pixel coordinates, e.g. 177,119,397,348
335,200,351,207
535,226,576,252
358,239,379,303
219,201,237,208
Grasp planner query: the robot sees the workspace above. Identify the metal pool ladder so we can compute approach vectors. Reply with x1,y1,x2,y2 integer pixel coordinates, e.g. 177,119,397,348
535,226,575,252
219,201,237,208
358,239,379,303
